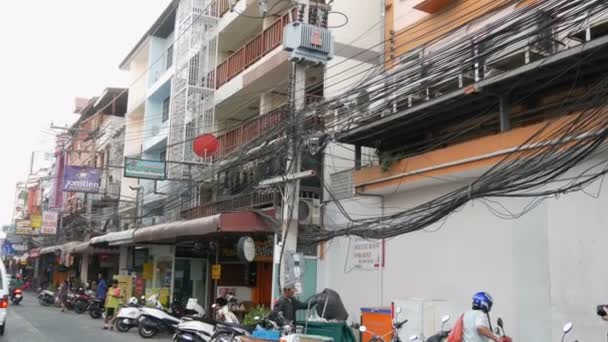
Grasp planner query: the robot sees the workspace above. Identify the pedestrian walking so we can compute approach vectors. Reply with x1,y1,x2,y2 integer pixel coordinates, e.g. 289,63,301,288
103,279,121,330
58,279,69,313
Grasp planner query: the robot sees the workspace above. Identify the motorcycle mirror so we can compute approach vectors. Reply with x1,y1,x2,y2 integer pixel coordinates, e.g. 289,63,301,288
497,317,504,329
254,316,261,320
441,314,451,324
395,306,403,314
358,325,367,333
409,335,420,341
563,322,573,334
212,304,217,308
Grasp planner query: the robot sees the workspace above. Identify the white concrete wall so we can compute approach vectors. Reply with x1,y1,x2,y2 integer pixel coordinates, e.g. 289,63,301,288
319,156,608,341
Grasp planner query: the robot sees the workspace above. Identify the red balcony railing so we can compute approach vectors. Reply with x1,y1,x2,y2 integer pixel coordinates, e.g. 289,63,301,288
216,94,324,157
217,106,288,156
216,9,296,88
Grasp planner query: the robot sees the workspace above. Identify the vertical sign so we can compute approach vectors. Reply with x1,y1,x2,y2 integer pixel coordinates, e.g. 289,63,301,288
41,211,59,235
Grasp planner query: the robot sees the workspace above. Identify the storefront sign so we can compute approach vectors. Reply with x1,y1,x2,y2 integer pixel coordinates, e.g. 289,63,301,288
221,238,273,262
41,211,59,235
63,166,101,193
142,263,154,280
237,237,256,263
12,244,27,252
31,214,42,229
124,158,166,180
2,225,15,234
15,220,32,235
134,276,145,297
351,238,384,269
211,264,222,280
30,248,40,258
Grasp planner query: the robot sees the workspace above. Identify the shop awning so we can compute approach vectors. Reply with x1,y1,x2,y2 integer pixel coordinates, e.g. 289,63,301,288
67,242,91,254
30,248,41,258
133,211,274,243
89,229,135,246
39,241,84,255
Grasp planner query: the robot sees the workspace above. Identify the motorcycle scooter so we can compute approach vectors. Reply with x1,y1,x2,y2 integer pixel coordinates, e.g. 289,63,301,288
138,295,205,338
115,296,145,332
409,314,451,342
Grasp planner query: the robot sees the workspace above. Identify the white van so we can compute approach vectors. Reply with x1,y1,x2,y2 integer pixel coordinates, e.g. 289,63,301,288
0,260,8,335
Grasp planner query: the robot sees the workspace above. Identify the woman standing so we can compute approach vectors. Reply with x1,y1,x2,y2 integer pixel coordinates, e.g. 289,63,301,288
57,280,69,313
103,280,122,330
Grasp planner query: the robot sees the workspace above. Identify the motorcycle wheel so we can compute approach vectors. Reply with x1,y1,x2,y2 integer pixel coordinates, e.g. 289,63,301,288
211,332,236,342
115,319,131,333
11,298,20,305
89,308,102,319
39,297,51,306
138,319,158,338
74,301,87,314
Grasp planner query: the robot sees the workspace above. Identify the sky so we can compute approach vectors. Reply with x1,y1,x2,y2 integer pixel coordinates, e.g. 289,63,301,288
0,0,172,225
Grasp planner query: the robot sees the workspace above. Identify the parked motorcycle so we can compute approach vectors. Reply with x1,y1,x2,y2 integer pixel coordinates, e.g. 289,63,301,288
138,295,205,338
38,289,55,306
115,297,145,332
214,298,240,324
73,288,95,314
561,322,574,342
9,287,23,305
173,310,249,342
359,307,408,342
409,315,450,342
88,297,105,319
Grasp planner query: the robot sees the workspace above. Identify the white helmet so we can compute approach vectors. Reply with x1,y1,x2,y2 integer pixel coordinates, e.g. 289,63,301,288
128,297,138,305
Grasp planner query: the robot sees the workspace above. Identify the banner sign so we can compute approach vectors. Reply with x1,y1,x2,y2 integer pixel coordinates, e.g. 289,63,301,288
63,166,101,193
124,158,166,180
15,220,32,235
41,211,59,235
2,225,15,234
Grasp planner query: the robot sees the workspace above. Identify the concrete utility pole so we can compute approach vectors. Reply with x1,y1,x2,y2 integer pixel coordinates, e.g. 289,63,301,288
274,0,310,297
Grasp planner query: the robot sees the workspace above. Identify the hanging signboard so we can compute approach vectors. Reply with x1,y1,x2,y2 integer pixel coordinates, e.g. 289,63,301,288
211,264,222,280
63,166,101,193
31,214,42,229
2,225,15,234
124,158,166,180
41,211,59,235
350,237,384,270
14,220,32,235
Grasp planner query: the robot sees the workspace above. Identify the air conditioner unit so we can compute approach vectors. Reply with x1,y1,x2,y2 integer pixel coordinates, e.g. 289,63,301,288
298,198,321,226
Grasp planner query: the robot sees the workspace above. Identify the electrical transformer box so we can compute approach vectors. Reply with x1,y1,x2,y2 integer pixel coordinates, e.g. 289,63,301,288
283,23,334,65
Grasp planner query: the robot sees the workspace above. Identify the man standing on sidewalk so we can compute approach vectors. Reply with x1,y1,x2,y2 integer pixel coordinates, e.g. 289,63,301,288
96,273,107,302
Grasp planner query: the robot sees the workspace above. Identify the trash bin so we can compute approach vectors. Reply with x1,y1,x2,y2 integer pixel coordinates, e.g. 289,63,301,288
298,321,355,342
360,307,392,342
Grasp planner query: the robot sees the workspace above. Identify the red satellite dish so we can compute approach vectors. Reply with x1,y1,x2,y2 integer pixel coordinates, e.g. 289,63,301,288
192,134,219,157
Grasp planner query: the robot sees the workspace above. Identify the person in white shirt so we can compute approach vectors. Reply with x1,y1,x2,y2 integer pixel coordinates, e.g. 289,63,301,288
463,292,504,342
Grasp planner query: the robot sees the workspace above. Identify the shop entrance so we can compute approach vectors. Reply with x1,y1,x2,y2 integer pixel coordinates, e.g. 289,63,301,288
173,258,208,308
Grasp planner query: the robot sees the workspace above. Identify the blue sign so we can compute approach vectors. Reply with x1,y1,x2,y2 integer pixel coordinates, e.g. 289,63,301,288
63,166,101,193
2,241,14,256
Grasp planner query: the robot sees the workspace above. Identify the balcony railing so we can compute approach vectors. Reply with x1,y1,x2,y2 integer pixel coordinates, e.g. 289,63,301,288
181,190,279,220
216,94,324,157
216,9,296,88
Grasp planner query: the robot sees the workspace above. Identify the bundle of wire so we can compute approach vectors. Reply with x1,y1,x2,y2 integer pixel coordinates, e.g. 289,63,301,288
295,0,608,244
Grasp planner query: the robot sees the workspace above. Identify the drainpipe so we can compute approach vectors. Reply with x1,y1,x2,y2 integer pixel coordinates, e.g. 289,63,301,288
354,192,385,305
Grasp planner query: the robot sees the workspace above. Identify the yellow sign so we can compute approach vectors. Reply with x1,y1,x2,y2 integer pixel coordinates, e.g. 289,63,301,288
142,263,154,280
211,264,221,280
114,275,133,301
145,287,170,307
31,214,42,229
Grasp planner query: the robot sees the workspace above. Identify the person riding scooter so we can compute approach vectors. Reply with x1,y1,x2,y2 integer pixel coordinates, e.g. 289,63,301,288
462,292,511,342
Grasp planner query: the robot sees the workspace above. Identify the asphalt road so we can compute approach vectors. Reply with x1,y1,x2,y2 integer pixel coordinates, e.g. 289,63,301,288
4,292,169,341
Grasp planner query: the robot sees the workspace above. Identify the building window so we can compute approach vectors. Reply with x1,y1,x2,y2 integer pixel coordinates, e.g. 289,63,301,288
162,97,170,123
166,44,174,70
